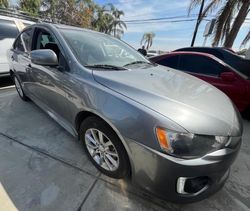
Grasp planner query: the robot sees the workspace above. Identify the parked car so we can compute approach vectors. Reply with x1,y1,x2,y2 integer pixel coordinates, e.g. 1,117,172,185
174,47,250,77
8,23,242,203
150,51,250,114
146,50,159,57
0,14,34,77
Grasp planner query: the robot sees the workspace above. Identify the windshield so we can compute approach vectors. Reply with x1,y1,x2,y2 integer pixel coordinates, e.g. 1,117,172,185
60,28,149,68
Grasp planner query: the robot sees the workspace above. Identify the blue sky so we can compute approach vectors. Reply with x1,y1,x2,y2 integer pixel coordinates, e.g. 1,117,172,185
95,0,250,51
9,0,250,51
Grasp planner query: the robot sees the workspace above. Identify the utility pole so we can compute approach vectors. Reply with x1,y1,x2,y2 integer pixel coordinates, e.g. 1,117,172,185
191,0,205,47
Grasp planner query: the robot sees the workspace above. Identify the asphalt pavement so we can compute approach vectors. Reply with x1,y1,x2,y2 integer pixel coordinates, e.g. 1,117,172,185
0,87,249,211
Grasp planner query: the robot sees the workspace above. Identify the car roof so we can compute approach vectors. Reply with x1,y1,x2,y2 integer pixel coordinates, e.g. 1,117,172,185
175,46,228,51
175,46,238,55
151,51,231,69
152,51,218,60
29,22,104,36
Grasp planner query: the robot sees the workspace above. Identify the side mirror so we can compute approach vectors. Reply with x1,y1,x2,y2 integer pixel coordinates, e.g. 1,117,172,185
31,49,58,66
220,71,236,82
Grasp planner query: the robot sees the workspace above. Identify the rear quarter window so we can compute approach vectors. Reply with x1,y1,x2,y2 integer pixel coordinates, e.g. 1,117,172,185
179,54,223,76
157,55,179,69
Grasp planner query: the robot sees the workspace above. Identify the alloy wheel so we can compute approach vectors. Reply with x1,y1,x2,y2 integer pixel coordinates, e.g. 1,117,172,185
85,128,119,171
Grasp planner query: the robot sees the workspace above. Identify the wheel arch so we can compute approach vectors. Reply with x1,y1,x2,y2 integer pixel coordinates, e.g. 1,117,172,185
75,110,134,177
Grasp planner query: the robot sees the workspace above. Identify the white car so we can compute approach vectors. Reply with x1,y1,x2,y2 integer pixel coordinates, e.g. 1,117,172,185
146,50,159,57
0,15,34,77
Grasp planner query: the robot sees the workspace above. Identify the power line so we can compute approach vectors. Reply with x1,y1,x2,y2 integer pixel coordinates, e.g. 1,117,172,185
191,0,205,46
123,13,250,23
123,14,198,22
125,18,211,25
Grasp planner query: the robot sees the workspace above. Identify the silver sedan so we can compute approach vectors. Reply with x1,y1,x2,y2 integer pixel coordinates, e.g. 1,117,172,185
8,23,242,203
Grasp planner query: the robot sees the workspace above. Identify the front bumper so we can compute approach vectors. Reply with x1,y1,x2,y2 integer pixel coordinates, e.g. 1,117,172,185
127,136,241,203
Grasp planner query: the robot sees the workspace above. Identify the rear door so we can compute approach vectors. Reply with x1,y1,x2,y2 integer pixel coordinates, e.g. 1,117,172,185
178,54,245,104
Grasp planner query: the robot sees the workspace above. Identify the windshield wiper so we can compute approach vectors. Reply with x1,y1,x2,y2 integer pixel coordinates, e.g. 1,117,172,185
85,64,127,70
123,61,153,67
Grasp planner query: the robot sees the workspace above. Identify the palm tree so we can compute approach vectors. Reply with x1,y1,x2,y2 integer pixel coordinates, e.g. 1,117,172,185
140,32,155,50
109,4,127,39
93,5,114,34
189,0,250,47
93,4,126,38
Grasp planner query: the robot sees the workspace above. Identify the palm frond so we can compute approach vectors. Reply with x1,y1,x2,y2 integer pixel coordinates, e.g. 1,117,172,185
188,0,203,15
212,0,235,46
200,0,222,19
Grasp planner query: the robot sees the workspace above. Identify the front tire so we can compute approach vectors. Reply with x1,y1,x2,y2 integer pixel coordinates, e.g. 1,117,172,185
79,116,130,179
13,75,29,101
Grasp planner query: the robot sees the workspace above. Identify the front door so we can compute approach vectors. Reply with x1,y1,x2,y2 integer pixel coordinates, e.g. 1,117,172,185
29,27,72,127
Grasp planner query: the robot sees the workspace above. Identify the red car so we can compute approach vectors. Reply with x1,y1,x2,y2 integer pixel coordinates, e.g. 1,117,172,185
150,51,250,114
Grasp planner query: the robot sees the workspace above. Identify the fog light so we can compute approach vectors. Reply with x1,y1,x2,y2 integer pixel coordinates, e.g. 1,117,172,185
177,176,209,194
177,177,188,194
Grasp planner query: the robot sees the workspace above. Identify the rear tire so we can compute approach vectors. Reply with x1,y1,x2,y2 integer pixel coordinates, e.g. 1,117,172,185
13,75,29,101
79,116,130,179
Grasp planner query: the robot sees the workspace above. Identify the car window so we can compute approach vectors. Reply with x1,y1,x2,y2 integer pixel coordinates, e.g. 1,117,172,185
0,19,19,40
157,55,179,69
60,28,148,67
33,29,68,70
14,36,25,52
222,49,243,61
14,28,32,52
203,49,224,60
34,31,56,50
179,55,223,76
20,28,32,52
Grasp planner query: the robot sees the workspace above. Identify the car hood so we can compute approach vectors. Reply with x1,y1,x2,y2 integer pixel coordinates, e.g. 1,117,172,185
92,65,242,136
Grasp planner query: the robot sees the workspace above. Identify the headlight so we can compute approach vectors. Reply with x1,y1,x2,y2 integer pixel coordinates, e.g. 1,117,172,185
156,127,230,159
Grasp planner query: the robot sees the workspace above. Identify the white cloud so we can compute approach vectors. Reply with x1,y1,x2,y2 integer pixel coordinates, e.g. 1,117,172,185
117,0,250,50
118,0,190,21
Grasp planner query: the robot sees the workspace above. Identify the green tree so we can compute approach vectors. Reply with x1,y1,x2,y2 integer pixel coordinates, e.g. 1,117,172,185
19,0,41,16
41,0,95,28
0,0,8,8
189,0,250,47
140,32,155,50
